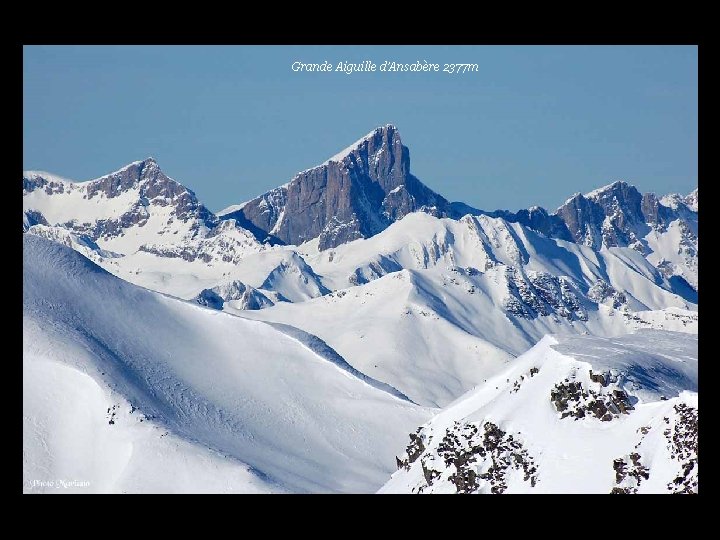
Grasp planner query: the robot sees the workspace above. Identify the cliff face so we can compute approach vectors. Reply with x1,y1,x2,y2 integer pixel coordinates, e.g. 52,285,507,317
223,125,451,249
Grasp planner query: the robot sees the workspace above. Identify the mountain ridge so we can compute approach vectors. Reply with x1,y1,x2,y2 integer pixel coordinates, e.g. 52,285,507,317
23,125,698,292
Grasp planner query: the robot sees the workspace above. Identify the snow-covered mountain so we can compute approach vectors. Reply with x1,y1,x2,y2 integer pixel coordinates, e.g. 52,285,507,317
24,159,221,253
23,235,430,493
381,331,697,494
22,159,272,273
214,126,697,291
23,127,698,296
492,181,698,291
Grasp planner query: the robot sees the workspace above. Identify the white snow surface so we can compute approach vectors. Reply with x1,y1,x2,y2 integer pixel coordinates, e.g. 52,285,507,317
23,235,431,493
216,202,247,217
23,179,142,225
585,181,625,199
644,219,698,290
23,161,216,255
24,170,76,184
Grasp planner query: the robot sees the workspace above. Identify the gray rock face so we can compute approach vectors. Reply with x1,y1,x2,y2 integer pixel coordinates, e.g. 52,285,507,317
584,182,651,248
490,206,573,242
587,280,627,309
499,181,697,252
503,266,587,322
554,192,608,249
223,125,451,249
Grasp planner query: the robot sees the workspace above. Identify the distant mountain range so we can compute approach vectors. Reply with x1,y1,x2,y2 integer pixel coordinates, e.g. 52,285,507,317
23,124,698,291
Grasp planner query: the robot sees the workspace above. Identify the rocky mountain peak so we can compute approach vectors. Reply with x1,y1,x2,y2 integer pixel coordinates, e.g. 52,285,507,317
486,178,697,291
554,192,605,248
321,124,402,167
585,181,643,216
23,157,216,254
86,157,186,199
23,135,698,295
222,125,451,250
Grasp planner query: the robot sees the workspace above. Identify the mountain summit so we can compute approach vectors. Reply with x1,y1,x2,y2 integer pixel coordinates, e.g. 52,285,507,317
23,157,216,249
490,181,698,290
221,125,452,249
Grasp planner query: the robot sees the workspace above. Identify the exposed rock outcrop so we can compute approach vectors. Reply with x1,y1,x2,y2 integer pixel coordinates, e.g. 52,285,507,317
194,280,274,311
222,125,452,249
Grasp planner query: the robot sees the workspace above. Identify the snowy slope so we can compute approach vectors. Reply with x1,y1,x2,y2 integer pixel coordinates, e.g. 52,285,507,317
238,213,696,407
25,224,123,263
302,213,694,311
380,331,697,494
96,246,327,303
238,269,515,408
644,219,698,292
23,235,431,493
23,344,283,494
23,168,144,225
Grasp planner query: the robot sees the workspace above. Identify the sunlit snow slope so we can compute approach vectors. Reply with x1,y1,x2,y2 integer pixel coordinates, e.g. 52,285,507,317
23,235,431,493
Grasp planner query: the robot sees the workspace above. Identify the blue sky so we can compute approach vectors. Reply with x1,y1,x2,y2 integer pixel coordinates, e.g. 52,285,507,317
23,45,697,213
